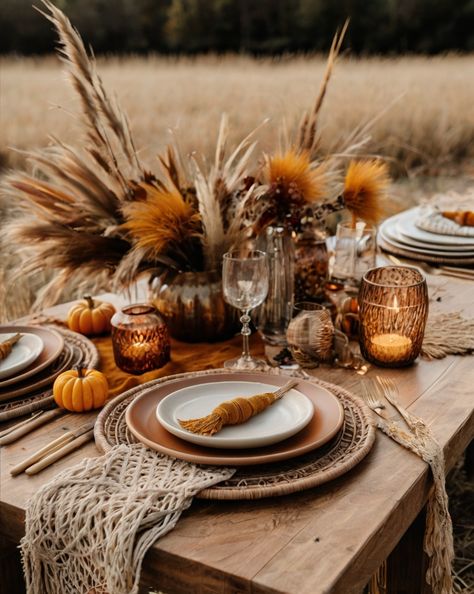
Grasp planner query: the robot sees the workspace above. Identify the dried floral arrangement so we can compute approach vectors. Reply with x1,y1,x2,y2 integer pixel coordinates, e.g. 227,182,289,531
2,1,390,310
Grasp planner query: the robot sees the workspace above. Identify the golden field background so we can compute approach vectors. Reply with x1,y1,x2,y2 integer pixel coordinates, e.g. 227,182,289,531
2,54,474,177
1,53,474,321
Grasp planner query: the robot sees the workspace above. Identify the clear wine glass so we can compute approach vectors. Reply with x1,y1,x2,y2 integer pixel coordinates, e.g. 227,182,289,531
222,249,269,370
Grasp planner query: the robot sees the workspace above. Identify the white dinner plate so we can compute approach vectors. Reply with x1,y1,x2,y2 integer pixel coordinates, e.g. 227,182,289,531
0,333,44,380
383,218,474,253
156,380,314,449
379,222,474,257
394,208,474,247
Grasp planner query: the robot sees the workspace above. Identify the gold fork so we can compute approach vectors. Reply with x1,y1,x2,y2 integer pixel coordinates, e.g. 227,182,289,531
361,380,387,418
375,376,425,433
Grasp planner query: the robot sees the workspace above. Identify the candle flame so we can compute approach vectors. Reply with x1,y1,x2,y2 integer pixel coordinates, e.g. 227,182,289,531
392,295,399,313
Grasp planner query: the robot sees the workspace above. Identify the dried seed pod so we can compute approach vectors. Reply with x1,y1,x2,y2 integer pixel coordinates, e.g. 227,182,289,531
287,307,334,365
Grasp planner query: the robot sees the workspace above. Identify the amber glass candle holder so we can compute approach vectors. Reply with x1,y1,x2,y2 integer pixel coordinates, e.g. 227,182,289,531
111,304,170,375
358,266,428,368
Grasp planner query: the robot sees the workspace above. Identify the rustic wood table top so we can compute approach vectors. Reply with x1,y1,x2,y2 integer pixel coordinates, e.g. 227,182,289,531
1,274,473,594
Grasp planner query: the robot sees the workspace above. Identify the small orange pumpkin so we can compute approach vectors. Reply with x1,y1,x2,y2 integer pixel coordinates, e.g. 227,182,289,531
68,296,116,336
53,367,108,412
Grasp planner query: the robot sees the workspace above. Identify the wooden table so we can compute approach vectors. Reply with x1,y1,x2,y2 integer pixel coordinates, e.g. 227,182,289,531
1,274,473,594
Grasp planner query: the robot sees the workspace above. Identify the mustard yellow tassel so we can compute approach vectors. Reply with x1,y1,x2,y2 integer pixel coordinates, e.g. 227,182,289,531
179,380,299,436
0,333,22,362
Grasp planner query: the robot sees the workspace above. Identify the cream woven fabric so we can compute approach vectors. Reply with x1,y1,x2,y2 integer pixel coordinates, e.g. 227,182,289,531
21,444,235,594
416,192,474,237
422,312,474,359
373,414,454,594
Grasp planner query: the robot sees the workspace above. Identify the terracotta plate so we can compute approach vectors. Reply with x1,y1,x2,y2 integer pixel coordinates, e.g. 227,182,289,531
125,372,344,465
0,326,64,389
0,342,75,402
0,332,44,379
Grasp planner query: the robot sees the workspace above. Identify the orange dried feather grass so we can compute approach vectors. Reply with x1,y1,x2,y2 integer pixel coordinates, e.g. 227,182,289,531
343,160,390,226
121,183,201,261
266,150,327,204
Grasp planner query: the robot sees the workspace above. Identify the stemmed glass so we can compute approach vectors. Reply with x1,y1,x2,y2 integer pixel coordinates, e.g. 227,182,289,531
222,250,269,370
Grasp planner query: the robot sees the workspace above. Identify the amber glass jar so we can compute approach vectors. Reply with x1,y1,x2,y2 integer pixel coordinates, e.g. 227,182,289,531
293,218,329,304
111,304,170,375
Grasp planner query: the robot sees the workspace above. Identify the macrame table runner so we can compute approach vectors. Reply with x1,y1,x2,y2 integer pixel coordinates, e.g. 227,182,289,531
421,312,474,359
370,408,454,594
94,369,376,499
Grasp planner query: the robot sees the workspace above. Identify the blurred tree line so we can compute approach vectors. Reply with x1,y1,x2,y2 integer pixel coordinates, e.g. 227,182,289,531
1,0,473,54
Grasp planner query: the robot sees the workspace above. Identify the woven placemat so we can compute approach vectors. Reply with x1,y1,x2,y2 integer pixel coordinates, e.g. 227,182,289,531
0,327,99,422
95,369,375,500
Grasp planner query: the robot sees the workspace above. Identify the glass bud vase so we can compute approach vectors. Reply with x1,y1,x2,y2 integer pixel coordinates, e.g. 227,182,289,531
293,217,329,304
257,226,294,346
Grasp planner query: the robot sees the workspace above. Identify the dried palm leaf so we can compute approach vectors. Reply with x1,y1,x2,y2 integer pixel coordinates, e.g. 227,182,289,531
191,115,261,269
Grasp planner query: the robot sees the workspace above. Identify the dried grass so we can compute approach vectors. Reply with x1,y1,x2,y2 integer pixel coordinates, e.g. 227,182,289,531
1,54,474,176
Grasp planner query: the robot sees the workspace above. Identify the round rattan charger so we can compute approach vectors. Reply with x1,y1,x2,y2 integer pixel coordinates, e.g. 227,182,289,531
95,369,375,500
0,327,99,422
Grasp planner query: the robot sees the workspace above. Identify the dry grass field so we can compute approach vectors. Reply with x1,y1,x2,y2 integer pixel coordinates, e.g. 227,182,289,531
1,54,474,176
1,53,474,320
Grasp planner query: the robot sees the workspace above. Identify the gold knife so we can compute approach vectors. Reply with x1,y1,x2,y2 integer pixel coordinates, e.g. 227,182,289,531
10,420,95,476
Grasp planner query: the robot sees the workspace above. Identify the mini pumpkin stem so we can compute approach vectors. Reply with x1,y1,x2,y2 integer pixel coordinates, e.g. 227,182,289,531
350,212,357,229
84,295,95,309
73,365,85,378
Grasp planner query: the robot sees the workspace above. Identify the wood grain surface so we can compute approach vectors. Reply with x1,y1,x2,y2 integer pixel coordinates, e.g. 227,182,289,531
1,277,473,594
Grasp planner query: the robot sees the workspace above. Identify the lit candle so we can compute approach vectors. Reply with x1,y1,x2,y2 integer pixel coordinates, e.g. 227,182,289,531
370,333,413,363
111,305,170,375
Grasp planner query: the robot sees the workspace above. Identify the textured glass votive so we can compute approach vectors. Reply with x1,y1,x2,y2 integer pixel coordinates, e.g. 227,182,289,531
332,221,377,287
111,304,170,375
358,266,428,368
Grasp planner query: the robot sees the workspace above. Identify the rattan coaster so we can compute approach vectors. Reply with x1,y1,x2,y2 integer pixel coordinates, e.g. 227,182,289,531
95,369,376,500
0,327,99,422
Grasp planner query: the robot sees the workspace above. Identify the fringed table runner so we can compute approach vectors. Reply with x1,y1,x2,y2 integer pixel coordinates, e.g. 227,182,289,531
22,444,235,594
421,312,474,359
371,411,454,594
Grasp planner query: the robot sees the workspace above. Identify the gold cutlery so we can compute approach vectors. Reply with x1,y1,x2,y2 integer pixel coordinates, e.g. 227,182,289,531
0,411,43,439
0,409,67,446
375,376,428,435
10,420,95,476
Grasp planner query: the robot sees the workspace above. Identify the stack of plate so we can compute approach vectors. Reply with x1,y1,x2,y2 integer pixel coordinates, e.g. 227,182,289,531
0,325,99,421
378,206,474,266
125,373,345,465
